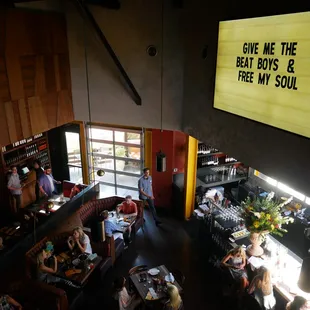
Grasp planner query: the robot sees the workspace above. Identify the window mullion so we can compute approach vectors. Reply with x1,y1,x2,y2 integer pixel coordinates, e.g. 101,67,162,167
113,130,117,195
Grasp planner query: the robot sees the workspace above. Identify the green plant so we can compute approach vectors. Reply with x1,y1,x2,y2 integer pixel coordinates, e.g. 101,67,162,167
115,146,126,157
240,193,294,236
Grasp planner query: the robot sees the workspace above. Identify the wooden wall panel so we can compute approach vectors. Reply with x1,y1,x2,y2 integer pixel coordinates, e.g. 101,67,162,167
28,96,49,134
0,9,74,147
18,98,32,138
4,101,18,142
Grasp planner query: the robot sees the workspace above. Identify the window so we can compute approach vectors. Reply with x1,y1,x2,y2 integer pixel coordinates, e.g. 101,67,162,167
253,169,307,203
65,132,82,183
87,126,143,198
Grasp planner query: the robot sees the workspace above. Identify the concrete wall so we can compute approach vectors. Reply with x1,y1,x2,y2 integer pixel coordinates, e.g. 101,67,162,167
66,1,183,130
16,0,184,131
182,0,310,196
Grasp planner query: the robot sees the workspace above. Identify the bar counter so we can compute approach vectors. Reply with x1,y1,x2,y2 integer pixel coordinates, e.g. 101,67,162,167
0,182,99,275
195,200,310,306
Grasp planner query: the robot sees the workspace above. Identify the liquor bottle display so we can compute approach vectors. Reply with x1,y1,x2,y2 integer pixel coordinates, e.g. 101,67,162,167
196,142,248,187
1,133,50,169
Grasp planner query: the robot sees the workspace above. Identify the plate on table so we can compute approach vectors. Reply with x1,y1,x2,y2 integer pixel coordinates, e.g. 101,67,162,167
148,268,160,276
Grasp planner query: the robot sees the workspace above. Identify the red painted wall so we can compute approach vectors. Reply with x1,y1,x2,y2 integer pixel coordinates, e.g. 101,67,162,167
151,129,187,208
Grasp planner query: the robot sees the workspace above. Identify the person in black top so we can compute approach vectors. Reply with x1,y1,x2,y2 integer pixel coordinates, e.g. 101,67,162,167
33,159,44,202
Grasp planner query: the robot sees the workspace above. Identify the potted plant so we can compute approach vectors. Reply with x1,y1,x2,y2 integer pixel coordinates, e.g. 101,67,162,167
240,192,294,256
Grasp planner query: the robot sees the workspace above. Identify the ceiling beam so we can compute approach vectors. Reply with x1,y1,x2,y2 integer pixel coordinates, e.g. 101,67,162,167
72,0,142,106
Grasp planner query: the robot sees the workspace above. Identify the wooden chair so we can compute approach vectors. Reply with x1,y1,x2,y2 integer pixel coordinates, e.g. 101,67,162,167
171,269,185,286
128,265,148,276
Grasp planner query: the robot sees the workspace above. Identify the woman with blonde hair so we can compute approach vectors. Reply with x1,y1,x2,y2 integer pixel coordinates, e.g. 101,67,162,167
221,246,249,293
67,226,92,254
248,266,276,309
164,284,183,310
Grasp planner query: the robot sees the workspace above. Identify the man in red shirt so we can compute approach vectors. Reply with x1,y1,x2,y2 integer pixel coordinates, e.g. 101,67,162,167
116,195,138,244
117,195,138,216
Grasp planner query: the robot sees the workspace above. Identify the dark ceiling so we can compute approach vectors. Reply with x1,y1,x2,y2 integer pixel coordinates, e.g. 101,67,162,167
1,0,121,9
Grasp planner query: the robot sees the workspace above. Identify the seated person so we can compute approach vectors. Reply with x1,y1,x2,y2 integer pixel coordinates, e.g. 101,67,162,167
69,183,82,199
67,227,92,254
221,246,249,294
36,245,59,284
37,244,79,288
0,294,22,310
286,296,307,310
248,267,276,310
101,210,124,242
116,195,138,217
116,195,138,242
113,277,141,310
163,284,183,310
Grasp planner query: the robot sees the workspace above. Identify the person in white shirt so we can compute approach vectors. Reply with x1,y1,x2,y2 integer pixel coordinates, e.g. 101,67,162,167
113,277,141,310
7,165,23,213
248,267,276,310
67,227,92,254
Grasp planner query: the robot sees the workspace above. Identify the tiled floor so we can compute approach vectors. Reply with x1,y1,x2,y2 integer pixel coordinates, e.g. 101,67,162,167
74,209,264,310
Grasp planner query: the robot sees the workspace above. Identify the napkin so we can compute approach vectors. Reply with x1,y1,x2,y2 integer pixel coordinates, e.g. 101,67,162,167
145,291,158,300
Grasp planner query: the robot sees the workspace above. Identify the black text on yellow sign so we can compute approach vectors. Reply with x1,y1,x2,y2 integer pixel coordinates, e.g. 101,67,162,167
236,42,297,90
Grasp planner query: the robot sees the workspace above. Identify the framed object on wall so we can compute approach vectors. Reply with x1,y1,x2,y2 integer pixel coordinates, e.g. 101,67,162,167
213,12,310,138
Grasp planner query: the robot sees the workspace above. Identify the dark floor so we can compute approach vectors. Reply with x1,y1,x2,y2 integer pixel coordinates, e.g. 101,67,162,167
73,210,272,310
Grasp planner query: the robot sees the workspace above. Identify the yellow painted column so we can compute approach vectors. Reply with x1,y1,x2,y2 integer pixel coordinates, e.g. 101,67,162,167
144,129,152,171
79,121,90,185
184,135,198,219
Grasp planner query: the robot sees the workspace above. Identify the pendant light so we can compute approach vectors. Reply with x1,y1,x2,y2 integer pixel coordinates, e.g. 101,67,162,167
156,0,166,172
298,257,310,292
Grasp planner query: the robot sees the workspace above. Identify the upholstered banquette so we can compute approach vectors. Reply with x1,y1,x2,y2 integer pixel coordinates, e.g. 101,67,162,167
77,196,144,263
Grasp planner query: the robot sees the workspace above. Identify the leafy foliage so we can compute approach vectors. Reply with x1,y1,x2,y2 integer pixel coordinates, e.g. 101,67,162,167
240,196,294,236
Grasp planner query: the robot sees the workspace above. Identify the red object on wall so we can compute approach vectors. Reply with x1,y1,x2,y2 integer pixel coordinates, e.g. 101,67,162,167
151,129,187,208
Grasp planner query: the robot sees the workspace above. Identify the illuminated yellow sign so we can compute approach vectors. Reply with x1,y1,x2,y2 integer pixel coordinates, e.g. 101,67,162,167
213,12,310,138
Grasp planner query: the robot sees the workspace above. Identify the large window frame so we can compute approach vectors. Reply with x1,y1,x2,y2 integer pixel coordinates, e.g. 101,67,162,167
65,129,83,183
87,125,143,198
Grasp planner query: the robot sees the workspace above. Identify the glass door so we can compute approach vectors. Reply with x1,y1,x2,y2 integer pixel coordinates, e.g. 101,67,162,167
65,131,83,183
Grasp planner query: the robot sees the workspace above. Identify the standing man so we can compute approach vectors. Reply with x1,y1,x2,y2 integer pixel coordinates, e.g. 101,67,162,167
7,166,23,213
39,165,61,198
138,168,161,226
33,159,44,202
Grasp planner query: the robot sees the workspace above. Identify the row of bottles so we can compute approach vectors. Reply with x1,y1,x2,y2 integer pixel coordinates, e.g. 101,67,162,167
35,150,49,166
3,142,47,167
225,156,237,163
197,143,218,155
198,155,220,167
25,144,39,157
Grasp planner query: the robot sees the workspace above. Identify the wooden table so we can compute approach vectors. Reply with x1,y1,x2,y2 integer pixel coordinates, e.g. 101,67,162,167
56,255,102,286
130,265,182,302
108,212,136,232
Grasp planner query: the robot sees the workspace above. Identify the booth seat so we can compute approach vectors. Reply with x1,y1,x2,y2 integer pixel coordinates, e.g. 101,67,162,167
77,196,144,264
62,180,88,198
4,277,69,310
78,196,144,233
25,232,112,288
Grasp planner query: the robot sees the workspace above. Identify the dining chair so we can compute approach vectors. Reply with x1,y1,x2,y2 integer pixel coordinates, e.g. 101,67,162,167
128,265,148,276
171,269,185,286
